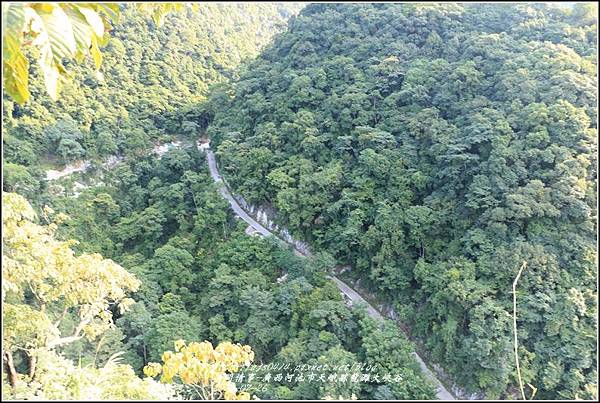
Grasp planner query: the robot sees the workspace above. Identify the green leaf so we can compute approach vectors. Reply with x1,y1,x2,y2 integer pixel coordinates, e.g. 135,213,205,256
135,3,184,28
35,4,77,63
90,35,103,70
77,6,105,37
28,4,78,100
2,3,24,38
64,7,94,57
97,32,111,47
152,9,167,27
3,36,30,104
89,3,121,25
2,2,29,104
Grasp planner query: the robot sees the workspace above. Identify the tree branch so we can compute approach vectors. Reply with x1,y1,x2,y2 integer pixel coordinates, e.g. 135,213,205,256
46,315,93,349
53,306,69,328
3,351,18,389
28,352,37,381
512,261,527,400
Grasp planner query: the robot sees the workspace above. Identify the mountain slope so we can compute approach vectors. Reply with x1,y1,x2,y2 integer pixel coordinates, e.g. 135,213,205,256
2,3,305,200
207,3,598,399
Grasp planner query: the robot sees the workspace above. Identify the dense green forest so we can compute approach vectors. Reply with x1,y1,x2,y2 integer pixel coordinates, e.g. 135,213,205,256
35,147,435,400
3,2,435,400
207,3,598,400
2,2,598,401
3,3,302,201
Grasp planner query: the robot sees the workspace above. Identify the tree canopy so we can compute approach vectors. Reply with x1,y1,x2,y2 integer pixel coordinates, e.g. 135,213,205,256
207,3,598,399
2,2,597,401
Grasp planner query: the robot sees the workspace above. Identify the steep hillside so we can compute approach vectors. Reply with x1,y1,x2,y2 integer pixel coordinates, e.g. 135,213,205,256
2,3,304,200
207,3,598,399
3,4,447,401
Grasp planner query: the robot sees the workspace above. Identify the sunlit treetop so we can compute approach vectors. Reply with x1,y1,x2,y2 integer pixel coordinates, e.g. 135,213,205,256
2,2,192,104
144,339,255,400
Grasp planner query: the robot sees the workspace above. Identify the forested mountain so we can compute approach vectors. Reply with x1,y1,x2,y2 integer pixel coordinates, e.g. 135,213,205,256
3,3,303,200
25,146,434,400
2,2,598,401
3,3,436,401
207,3,598,400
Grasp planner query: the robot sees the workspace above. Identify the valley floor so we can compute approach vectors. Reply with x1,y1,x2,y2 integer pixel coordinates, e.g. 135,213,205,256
205,145,456,401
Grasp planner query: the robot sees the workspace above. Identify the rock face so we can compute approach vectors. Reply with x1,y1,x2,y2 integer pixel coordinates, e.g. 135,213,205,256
45,160,92,181
45,140,187,181
231,193,312,256
244,225,261,237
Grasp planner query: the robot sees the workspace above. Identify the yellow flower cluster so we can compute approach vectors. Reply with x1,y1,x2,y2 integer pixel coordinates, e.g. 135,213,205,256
143,339,254,400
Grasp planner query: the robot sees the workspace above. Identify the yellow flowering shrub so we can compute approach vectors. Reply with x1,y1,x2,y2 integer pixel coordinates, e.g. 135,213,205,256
144,339,255,400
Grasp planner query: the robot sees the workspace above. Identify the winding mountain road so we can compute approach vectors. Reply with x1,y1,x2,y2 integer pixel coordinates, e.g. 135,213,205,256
44,139,455,400
205,147,455,401
207,151,275,238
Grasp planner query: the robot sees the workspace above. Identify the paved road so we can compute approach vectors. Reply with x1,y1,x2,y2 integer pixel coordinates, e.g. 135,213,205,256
43,137,457,399
205,146,455,401
329,276,383,319
330,277,455,401
207,151,274,238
